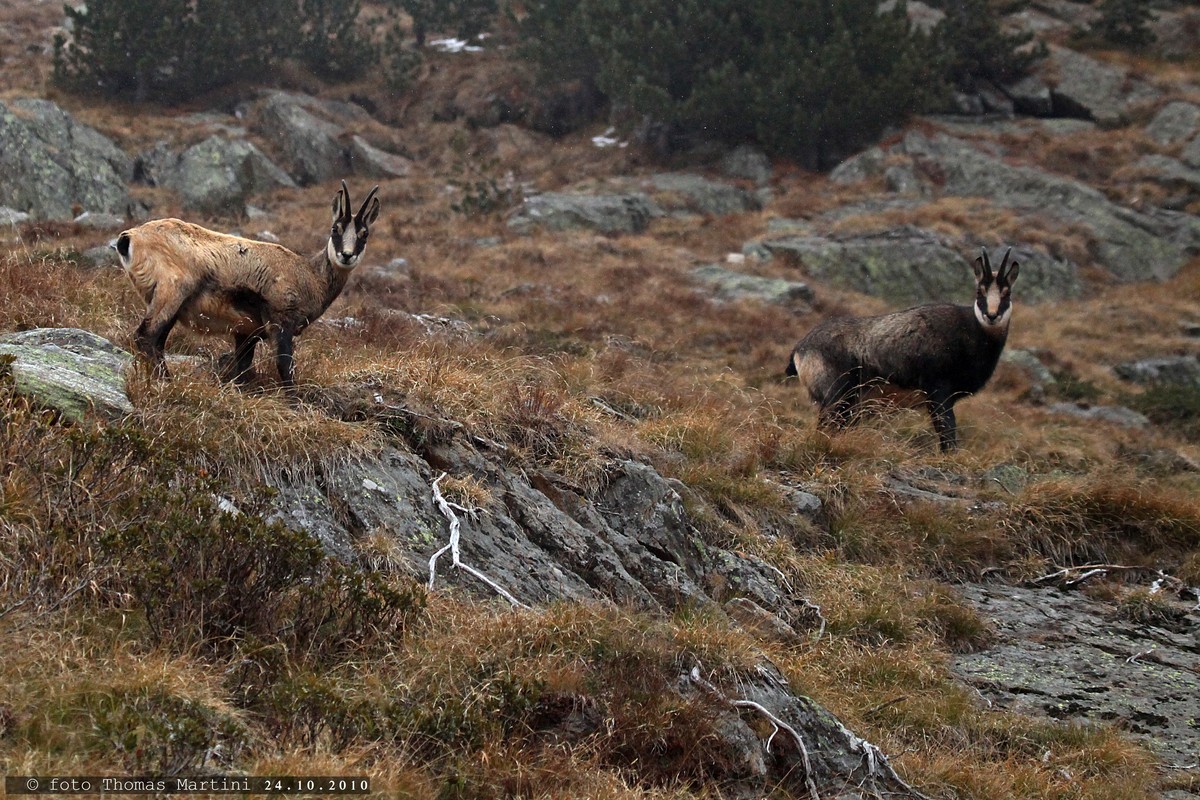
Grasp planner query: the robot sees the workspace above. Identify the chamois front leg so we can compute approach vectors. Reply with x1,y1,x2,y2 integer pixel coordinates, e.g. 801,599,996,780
275,328,297,393
133,284,192,378
927,392,958,452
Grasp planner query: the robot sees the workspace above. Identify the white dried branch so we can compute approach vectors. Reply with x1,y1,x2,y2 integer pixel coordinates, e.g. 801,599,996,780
427,472,525,608
690,666,820,800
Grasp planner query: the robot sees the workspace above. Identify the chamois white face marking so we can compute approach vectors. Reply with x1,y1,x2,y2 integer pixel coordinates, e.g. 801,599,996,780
329,222,368,269
974,276,1012,331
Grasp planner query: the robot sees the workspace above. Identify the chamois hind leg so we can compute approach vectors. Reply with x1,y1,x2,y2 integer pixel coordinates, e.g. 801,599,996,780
816,371,861,431
222,333,262,385
927,392,958,452
275,329,297,395
133,285,192,378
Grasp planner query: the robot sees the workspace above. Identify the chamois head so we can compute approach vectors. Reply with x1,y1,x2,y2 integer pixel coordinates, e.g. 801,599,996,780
973,247,1019,333
328,180,381,269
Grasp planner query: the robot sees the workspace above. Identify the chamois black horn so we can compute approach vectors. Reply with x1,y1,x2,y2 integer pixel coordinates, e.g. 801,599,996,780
356,185,380,221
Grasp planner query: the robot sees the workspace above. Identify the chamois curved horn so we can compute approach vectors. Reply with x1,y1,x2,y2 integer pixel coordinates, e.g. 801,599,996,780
997,246,1013,277
356,185,380,221
785,246,1018,452
334,179,352,221
117,180,383,393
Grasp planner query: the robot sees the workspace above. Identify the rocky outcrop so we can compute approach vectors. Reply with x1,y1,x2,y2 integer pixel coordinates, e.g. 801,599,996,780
0,98,132,221
954,583,1200,767
250,92,409,186
1114,355,1200,388
1146,101,1200,147
1032,45,1160,125
0,328,132,422
646,173,763,216
830,130,1200,285
140,136,296,215
754,226,1079,307
690,264,813,306
507,191,660,234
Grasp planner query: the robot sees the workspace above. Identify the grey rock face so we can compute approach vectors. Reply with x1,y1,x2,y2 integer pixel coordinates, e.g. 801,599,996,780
719,144,772,185
507,192,660,234
954,583,1200,767
1114,355,1200,387
1047,402,1150,428
165,136,296,215
831,130,1200,284
690,264,813,306
0,328,133,422
0,98,132,220
649,172,762,216
1040,46,1159,126
759,227,1078,307
254,92,348,186
1146,101,1200,146
348,135,412,178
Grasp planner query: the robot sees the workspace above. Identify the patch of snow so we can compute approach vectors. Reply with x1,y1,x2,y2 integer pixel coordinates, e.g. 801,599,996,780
591,127,628,148
430,37,483,53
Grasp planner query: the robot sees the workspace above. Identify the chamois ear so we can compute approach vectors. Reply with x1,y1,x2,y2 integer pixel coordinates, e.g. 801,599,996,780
356,185,380,227
973,249,990,282
332,180,351,225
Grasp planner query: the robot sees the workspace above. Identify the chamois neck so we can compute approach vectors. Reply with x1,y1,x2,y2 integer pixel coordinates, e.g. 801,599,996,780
311,246,354,313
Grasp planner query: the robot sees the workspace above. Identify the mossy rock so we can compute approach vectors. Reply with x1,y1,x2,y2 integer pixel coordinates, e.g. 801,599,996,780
0,328,133,422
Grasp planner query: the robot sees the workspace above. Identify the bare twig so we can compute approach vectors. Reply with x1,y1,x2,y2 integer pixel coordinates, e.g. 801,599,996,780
690,666,820,800
428,472,525,608
1031,564,1183,591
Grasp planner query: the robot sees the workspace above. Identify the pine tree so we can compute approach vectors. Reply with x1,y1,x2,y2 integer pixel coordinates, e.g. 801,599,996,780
1090,0,1156,49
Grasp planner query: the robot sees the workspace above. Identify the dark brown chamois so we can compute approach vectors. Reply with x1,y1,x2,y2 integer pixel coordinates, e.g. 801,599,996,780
786,247,1019,451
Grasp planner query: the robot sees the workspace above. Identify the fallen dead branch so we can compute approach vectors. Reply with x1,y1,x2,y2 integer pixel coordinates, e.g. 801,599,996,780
427,472,525,608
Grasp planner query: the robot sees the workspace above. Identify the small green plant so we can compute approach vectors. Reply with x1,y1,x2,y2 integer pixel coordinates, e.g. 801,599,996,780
448,137,521,216
1116,587,1179,626
1126,383,1200,442
80,689,247,774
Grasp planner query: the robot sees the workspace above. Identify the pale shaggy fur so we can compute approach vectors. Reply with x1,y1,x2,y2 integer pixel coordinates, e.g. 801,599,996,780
116,182,380,390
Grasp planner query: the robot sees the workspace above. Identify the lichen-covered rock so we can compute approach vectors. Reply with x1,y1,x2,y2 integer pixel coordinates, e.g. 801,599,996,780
165,136,296,214
1039,45,1160,126
1146,101,1200,146
829,130,1200,284
0,328,133,422
0,99,132,220
720,144,772,185
1047,402,1150,428
1114,355,1200,387
758,227,1079,307
253,92,347,186
507,191,660,234
690,264,813,306
954,583,1200,766
647,173,762,216
348,135,412,178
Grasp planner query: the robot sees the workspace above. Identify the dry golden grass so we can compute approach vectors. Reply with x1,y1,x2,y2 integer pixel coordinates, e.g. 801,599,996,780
2,6,1199,796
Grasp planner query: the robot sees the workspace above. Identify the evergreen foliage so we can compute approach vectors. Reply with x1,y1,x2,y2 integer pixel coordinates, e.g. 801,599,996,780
517,0,948,168
391,0,499,47
53,0,373,102
927,0,1044,91
296,0,378,80
1089,0,1157,49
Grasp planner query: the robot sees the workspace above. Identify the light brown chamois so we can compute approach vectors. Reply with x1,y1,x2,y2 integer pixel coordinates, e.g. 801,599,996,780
116,181,381,391
785,247,1019,451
